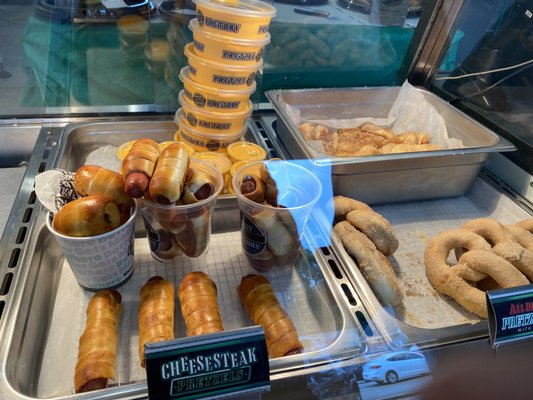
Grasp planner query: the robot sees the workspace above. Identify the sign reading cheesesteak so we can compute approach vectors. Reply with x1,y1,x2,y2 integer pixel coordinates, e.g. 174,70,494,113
145,326,270,399
487,284,533,347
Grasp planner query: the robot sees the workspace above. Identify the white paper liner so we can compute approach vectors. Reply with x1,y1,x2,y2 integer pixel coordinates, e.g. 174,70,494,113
351,178,532,330
36,231,343,397
282,81,464,154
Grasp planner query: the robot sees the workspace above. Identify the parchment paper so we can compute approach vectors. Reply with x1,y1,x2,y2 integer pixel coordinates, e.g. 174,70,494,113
282,81,464,153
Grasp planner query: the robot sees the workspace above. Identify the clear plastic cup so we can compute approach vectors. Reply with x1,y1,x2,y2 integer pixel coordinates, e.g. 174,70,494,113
233,160,322,272
46,207,137,291
136,159,223,261
116,14,149,60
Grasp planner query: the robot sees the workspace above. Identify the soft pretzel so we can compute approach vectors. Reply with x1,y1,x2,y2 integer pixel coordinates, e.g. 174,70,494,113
424,228,514,318
452,250,528,317
122,138,161,198
460,218,517,247
138,276,175,368
238,274,303,358
334,221,402,306
458,218,533,282
74,165,133,207
52,195,121,237
507,224,533,252
492,241,533,281
332,195,373,222
148,142,190,205
74,290,122,393
516,218,533,233
345,209,399,256
178,272,224,336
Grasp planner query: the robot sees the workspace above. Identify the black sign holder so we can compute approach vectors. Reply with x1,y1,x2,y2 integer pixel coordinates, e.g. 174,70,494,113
486,284,533,348
145,326,270,400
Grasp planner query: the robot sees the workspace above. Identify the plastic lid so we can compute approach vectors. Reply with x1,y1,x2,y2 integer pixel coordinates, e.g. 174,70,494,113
179,67,257,96
189,18,271,45
227,141,266,163
193,0,277,17
193,151,233,174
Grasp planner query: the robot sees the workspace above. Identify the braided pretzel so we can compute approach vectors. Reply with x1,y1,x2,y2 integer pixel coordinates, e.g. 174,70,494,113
425,229,490,317
346,209,399,256
458,218,533,282
507,224,533,252
516,218,533,233
333,195,372,221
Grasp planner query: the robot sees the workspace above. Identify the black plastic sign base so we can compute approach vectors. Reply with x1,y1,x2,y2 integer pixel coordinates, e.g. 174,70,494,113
487,284,533,348
145,326,270,400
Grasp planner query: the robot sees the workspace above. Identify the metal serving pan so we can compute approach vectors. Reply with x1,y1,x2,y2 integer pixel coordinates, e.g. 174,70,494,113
266,87,516,205
326,175,533,349
0,120,372,399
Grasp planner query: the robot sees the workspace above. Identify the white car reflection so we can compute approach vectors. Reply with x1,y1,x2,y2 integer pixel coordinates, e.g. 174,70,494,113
362,351,430,384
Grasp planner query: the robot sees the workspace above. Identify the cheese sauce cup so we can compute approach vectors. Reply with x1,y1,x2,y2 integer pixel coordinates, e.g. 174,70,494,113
189,18,270,65
178,91,252,134
184,43,262,90
193,151,233,194
193,0,276,40
180,67,256,113
227,141,266,163
175,109,244,152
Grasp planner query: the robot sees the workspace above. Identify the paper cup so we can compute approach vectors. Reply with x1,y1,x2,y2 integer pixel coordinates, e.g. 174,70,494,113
136,159,223,261
46,207,137,291
233,160,322,272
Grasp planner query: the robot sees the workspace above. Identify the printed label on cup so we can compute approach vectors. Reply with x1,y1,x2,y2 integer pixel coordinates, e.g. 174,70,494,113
143,216,162,253
242,214,267,255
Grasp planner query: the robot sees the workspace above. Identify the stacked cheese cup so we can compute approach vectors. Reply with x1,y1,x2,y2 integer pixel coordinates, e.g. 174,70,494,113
175,0,276,154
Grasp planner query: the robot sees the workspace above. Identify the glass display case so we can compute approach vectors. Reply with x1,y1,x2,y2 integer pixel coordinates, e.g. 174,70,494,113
0,0,532,399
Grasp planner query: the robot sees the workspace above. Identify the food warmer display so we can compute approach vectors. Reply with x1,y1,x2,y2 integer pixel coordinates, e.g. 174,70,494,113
0,0,532,399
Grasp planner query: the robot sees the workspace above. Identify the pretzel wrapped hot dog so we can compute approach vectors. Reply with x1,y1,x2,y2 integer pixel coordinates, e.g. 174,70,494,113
138,276,175,368
74,290,122,393
74,165,133,207
238,274,303,358
178,272,224,336
52,195,121,237
148,143,190,205
122,138,161,198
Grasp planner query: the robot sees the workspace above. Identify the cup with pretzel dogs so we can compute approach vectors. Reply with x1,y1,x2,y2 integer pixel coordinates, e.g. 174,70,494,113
136,157,223,261
40,166,137,291
232,160,322,272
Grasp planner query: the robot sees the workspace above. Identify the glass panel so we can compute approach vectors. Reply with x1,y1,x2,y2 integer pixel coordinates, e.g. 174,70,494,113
0,0,426,118
428,0,533,174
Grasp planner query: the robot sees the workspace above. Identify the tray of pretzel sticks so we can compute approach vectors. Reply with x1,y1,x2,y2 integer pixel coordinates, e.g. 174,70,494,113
325,175,533,349
266,84,515,205
0,120,372,399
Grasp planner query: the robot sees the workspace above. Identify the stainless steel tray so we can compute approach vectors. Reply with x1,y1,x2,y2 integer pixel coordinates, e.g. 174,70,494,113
0,119,373,399
266,87,516,204
327,175,533,348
